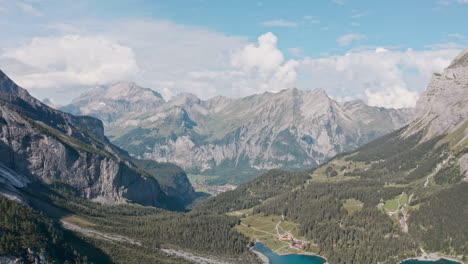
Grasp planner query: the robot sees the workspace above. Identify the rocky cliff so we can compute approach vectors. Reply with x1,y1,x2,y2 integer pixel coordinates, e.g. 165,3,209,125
0,70,195,208
408,48,468,138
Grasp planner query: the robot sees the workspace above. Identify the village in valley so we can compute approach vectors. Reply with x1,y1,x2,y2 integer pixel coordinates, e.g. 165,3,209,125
278,231,306,250
231,212,316,255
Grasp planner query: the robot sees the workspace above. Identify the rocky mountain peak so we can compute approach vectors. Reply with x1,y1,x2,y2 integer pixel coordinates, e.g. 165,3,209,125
76,82,164,102
169,93,201,106
448,47,468,69
42,98,61,109
61,81,165,123
342,99,366,108
309,88,329,97
0,70,23,96
410,48,468,137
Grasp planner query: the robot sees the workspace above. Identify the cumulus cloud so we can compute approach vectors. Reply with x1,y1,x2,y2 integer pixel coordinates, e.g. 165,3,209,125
0,20,247,101
298,47,460,108
260,19,298,27
337,34,365,46
2,35,139,89
230,32,299,94
0,18,461,109
187,32,299,97
365,87,418,109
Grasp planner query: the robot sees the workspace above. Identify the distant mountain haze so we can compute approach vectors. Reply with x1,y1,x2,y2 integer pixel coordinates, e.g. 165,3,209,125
63,83,413,184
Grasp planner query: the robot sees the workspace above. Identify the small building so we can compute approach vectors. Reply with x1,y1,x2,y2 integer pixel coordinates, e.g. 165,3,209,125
292,241,305,249
278,232,293,241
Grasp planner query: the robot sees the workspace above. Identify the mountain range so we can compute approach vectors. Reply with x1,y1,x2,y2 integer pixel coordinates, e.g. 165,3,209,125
62,83,413,184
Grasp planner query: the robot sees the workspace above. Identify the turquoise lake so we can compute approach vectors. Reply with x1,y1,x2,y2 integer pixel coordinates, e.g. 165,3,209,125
401,260,461,264
254,243,461,264
253,243,326,264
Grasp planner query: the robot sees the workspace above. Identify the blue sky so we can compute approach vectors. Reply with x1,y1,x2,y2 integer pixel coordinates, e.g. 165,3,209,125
0,0,467,107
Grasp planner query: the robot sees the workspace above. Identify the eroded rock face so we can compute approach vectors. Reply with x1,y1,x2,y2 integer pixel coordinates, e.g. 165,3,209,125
408,48,468,137
0,70,178,207
404,48,468,179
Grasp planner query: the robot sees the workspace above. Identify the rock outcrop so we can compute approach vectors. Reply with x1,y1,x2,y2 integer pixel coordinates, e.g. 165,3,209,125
408,48,468,138
405,48,468,178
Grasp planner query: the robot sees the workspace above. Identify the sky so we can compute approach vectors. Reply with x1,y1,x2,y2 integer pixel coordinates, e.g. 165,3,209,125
0,0,467,108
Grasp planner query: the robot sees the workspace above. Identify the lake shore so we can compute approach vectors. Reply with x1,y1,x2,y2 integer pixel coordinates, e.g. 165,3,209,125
399,252,464,264
277,250,329,264
252,248,270,264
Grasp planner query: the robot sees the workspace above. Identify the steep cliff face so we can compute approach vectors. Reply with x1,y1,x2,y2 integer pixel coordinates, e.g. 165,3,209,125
0,70,195,208
408,48,468,138
70,86,412,183
405,48,468,178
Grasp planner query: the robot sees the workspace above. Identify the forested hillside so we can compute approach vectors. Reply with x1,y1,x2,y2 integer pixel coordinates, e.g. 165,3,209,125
197,48,468,264
27,183,259,264
198,127,467,264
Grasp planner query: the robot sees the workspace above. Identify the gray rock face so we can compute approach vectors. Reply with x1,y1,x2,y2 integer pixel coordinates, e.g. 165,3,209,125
0,70,194,208
64,84,413,179
405,48,468,178
41,98,61,109
61,82,165,124
408,48,468,138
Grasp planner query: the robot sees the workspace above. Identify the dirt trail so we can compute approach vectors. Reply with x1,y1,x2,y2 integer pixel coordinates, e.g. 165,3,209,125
61,220,142,246
61,219,234,264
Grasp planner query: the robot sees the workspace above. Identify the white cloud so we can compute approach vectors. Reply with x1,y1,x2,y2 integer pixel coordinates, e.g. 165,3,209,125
365,87,418,109
0,18,462,109
337,33,365,46
2,35,139,89
303,16,320,23
438,0,468,4
191,32,299,97
260,19,298,27
298,47,460,108
1,19,247,101
2,22,298,101
448,33,465,39
17,2,43,16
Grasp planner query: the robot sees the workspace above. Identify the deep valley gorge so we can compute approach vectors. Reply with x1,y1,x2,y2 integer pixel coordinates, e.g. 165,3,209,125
0,3,467,264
